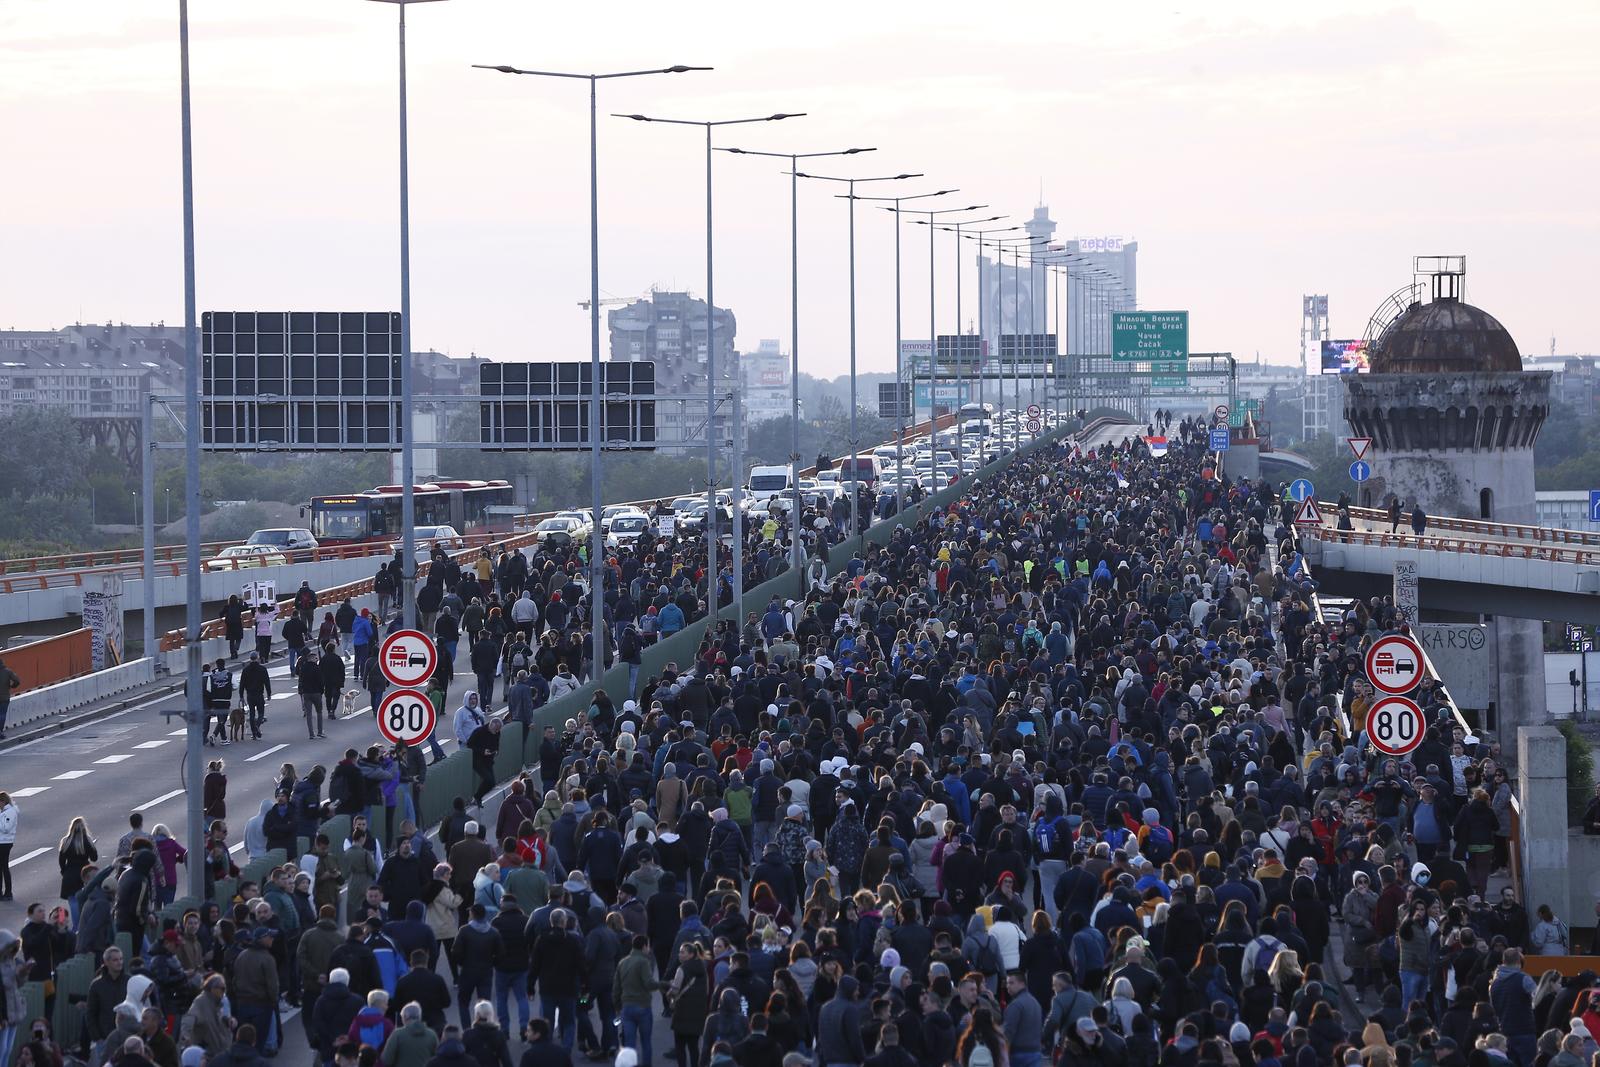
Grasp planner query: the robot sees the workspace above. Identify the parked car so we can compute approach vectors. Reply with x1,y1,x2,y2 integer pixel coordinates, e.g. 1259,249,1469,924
203,544,290,571
246,528,318,556
533,515,586,545
389,524,465,562
601,504,648,532
606,513,654,549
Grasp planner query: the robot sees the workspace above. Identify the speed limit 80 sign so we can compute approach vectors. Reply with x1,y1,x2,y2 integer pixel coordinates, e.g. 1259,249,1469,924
1367,694,1425,757
376,688,438,747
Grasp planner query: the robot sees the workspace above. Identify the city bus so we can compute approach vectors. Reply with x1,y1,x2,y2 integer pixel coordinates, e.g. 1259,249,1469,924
308,479,514,547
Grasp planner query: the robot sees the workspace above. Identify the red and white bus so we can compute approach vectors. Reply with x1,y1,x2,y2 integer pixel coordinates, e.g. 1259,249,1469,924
308,479,515,546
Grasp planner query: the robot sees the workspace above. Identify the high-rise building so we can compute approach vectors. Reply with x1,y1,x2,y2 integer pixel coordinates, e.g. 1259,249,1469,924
974,206,1138,358
608,291,738,453
741,339,791,425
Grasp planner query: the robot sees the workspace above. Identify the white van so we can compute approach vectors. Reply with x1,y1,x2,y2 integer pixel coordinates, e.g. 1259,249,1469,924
747,465,795,506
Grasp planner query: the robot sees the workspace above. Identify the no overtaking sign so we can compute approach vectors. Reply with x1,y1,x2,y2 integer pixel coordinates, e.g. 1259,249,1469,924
380,629,438,688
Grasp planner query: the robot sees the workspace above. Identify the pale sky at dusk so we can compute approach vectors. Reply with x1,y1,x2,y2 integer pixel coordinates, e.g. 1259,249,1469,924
4,1,1598,375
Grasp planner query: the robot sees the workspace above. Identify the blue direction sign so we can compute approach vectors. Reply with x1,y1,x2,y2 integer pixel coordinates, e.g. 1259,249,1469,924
1350,460,1372,482
1209,428,1231,451
1288,478,1315,503
1590,490,1600,522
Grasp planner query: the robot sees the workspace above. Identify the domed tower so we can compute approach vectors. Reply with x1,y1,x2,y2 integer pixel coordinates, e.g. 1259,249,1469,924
1345,257,1550,522
1344,256,1551,738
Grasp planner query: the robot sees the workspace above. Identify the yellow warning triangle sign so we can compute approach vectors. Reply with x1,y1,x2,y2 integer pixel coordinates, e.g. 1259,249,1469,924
1294,496,1325,525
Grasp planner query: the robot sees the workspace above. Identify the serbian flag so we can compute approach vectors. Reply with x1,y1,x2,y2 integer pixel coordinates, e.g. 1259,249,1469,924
1144,435,1169,458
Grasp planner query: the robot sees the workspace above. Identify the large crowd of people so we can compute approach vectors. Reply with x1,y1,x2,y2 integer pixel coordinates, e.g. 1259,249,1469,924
1,413,1566,1067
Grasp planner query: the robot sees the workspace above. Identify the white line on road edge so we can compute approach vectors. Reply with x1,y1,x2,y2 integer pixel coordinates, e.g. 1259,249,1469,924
11,847,51,866
246,743,290,763
169,728,189,736
134,789,187,812
272,693,296,701
229,842,244,854
3,691,191,755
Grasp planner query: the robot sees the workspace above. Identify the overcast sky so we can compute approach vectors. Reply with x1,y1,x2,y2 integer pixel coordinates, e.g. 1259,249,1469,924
4,1,1597,376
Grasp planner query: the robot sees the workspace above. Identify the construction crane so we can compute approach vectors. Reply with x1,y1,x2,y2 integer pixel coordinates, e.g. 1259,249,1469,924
577,296,632,310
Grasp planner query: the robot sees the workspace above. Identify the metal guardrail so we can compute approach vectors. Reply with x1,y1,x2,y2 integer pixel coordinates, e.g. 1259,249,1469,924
1334,502,1600,548
1312,526,1600,566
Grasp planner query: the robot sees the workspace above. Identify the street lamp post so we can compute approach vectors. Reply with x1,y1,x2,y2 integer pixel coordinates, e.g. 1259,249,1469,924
956,225,1019,460
872,201,991,497
910,214,1005,476
175,0,206,899
365,0,453,632
846,190,959,510
617,111,804,627
789,170,922,537
477,62,708,690
716,145,877,600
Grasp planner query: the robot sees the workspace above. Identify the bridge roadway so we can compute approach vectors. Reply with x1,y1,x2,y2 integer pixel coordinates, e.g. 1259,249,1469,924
0,413,1364,1060
1303,516,1600,624
0,646,485,916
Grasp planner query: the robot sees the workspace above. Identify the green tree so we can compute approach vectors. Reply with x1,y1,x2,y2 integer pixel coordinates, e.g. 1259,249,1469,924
0,410,94,499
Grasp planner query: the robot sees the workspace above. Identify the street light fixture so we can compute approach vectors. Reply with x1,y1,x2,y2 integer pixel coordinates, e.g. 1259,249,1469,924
789,170,923,534
616,110,805,623
476,61,709,692
838,188,960,508
366,0,456,632
910,214,1007,471
716,144,876,598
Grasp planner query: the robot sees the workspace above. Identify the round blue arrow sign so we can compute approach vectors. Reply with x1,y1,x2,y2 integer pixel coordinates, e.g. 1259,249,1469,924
1288,478,1315,502
1349,460,1371,482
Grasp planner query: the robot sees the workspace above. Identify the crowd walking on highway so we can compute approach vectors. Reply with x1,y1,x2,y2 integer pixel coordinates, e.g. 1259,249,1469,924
0,413,1577,1067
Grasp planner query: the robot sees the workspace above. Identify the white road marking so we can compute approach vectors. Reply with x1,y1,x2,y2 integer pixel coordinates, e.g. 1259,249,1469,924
10,787,49,798
135,789,186,811
3,691,189,755
170,728,189,736
246,743,289,763
229,842,244,854
134,740,171,749
272,693,295,701
95,755,135,764
51,770,93,780
10,847,51,866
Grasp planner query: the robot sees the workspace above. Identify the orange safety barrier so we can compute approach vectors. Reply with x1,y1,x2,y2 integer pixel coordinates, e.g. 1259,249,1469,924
2,629,95,692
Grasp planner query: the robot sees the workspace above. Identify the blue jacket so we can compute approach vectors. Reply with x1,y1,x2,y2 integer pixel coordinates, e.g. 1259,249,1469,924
352,614,377,647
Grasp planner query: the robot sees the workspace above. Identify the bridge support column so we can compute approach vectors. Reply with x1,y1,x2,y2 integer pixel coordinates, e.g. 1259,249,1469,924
1497,618,1547,743
1517,725,1570,922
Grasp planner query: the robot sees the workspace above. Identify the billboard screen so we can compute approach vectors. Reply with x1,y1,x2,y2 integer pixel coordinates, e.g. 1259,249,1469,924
1320,339,1370,375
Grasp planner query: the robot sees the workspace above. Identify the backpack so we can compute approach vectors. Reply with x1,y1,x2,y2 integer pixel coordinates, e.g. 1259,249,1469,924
968,1042,996,1067
1252,936,1282,977
1142,824,1174,865
1034,816,1069,861
972,932,1002,976
510,646,530,670
357,1017,388,1050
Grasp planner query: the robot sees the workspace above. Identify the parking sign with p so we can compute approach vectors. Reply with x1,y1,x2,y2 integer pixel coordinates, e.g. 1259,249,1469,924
379,629,438,688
